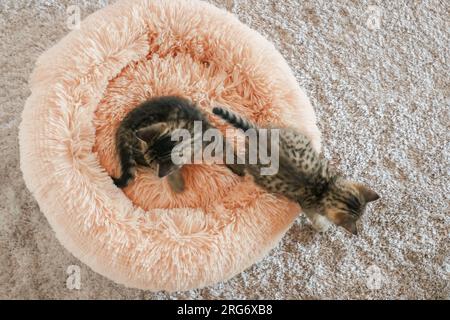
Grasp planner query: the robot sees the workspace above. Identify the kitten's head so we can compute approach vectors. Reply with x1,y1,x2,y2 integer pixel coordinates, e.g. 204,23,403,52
136,124,184,178
321,178,379,235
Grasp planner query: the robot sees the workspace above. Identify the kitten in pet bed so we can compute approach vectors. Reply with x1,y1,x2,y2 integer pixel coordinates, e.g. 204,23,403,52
212,107,379,235
113,96,242,192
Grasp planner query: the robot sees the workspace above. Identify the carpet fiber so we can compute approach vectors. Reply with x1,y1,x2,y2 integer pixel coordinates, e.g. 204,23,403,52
1,0,448,299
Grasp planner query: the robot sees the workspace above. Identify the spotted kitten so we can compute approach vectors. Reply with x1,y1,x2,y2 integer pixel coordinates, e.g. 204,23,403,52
213,107,379,235
113,96,241,192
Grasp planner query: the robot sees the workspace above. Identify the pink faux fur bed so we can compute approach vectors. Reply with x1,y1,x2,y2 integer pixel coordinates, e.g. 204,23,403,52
19,0,321,291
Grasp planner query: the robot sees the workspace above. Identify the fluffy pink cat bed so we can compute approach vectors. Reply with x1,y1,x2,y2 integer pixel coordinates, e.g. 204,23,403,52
19,0,321,291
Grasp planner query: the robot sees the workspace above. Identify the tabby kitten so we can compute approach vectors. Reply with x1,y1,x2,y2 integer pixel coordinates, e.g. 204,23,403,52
113,96,210,192
113,96,242,192
212,107,379,235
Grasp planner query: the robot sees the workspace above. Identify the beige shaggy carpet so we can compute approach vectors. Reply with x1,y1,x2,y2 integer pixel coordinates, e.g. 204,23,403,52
0,0,448,299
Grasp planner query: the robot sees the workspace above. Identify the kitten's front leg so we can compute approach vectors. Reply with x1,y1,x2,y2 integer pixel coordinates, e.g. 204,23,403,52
212,138,246,177
303,210,332,233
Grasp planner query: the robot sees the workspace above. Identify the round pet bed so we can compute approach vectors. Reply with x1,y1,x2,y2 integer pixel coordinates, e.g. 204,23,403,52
19,0,321,291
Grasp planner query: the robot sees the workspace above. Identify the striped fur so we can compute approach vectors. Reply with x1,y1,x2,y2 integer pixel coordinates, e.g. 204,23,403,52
213,107,255,131
113,96,210,190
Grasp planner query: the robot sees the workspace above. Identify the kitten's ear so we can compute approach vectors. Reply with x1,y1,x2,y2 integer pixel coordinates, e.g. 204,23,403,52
136,123,167,142
157,161,178,178
340,220,358,235
357,184,380,203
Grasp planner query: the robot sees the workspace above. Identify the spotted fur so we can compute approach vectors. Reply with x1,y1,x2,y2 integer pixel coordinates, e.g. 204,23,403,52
213,106,380,235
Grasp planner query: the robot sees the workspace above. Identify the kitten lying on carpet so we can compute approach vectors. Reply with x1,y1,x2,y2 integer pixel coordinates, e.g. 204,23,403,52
212,107,379,235
113,96,242,192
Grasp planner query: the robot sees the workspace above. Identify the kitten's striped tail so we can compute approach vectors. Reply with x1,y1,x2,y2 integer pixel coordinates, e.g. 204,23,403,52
212,107,256,131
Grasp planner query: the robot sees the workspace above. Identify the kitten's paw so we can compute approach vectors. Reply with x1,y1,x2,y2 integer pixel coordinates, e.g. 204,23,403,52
310,215,332,233
113,177,129,188
168,176,185,193
171,182,185,193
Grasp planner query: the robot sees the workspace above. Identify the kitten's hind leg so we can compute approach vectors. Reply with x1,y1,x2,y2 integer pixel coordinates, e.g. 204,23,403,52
167,168,185,193
113,145,137,188
113,163,136,188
